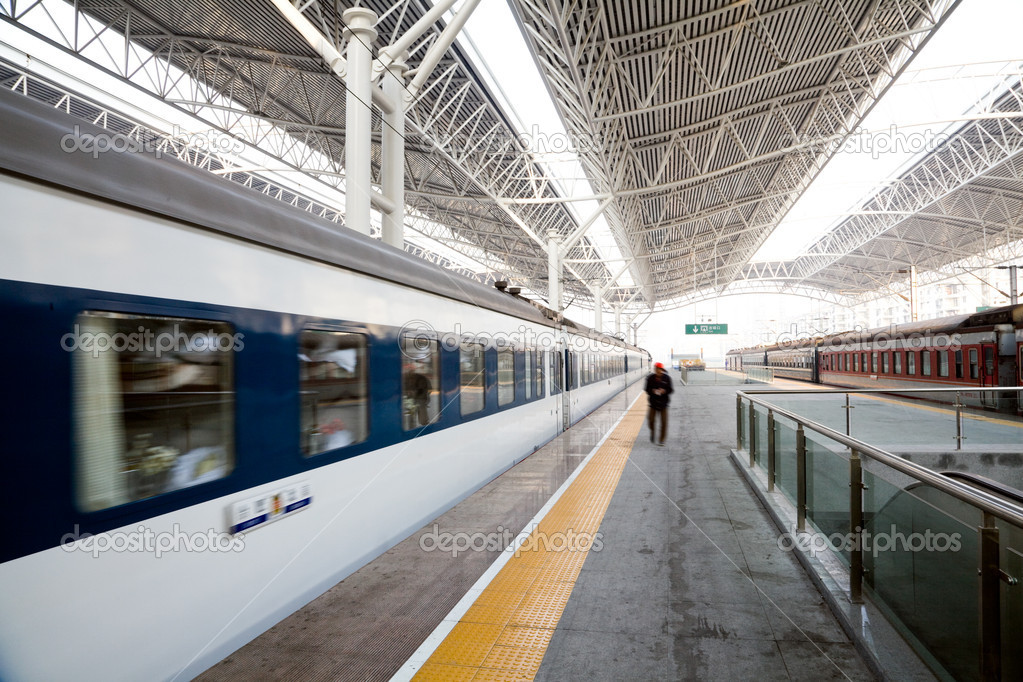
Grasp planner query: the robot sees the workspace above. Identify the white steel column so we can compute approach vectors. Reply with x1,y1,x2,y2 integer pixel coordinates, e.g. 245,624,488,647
909,265,919,321
381,55,408,249
343,8,377,236
614,305,622,336
548,236,562,316
591,284,603,332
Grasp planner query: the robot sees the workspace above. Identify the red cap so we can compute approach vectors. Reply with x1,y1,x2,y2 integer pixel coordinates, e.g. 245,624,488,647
655,362,664,369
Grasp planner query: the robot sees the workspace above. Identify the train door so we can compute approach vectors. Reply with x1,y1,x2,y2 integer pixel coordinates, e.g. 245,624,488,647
981,345,997,386
562,348,572,430
551,345,565,433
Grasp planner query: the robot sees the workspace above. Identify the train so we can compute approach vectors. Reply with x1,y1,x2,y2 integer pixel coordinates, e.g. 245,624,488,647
678,357,706,371
726,306,1023,410
0,88,649,681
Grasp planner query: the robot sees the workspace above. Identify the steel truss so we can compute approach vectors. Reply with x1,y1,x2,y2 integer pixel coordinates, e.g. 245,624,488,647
742,76,1023,297
1,0,615,308
508,0,960,307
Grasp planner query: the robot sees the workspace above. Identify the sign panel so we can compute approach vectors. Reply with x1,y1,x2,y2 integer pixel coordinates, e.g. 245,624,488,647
685,324,728,335
229,481,312,534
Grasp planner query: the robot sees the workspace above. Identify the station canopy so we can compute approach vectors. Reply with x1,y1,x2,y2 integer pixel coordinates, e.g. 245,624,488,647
2,0,1021,314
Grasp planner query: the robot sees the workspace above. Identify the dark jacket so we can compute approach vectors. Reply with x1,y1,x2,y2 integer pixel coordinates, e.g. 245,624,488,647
644,372,673,410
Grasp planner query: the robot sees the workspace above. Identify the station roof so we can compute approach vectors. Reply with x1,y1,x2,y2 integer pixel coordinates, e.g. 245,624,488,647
4,0,1021,313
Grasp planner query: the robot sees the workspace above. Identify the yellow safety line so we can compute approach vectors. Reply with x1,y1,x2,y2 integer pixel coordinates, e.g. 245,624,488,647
413,400,647,681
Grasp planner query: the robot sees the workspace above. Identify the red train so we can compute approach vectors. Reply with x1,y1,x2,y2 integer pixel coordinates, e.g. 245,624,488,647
726,304,1023,410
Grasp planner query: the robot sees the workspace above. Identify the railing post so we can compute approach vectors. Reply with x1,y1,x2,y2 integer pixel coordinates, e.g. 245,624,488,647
736,394,743,451
767,409,776,491
748,402,757,467
849,449,864,604
843,393,853,437
796,423,806,532
979,512,1001,681
955,391,965,451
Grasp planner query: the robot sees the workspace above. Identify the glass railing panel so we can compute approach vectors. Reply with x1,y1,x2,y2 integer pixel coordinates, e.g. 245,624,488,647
754,393,850,435
995,517,1023,681
804,433,851,564
772,414,796,505
863,469,982,681
738,400,747,451
755,404,769,467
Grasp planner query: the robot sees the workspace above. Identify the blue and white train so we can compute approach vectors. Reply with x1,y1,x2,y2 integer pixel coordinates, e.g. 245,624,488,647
0,88,648,681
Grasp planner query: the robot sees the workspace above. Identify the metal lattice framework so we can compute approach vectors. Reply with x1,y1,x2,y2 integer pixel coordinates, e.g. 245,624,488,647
735,75,1023,306
508,0,961,309
1,0,614,306
6,0,1023,318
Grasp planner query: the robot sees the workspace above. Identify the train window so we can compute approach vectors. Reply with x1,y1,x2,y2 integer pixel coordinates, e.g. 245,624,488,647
954,350,963,379
987,347,997,379
853,354,860,372
73,312,236,511
460,341,486,415
969,349,979,380
401,335,439,430
937,351,949,377
552,351,563,394
861,352,868,372
498,348,515,406
300,330,368,456
907,351,916,375
536,350,545,397
881,353,889,374
871,352,878,374
922,351,931,376
524,349,533,399
893,352,902,375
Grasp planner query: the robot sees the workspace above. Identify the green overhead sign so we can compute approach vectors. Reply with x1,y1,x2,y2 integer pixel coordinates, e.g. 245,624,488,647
685,324,728,335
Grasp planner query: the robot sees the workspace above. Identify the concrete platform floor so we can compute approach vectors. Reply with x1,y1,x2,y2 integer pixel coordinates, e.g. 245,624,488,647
535,381,876,681
199,377,880,681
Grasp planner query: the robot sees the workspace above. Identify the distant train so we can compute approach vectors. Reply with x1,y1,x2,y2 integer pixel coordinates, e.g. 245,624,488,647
726,305,1023,409
679,357,706,371
0,89,649,680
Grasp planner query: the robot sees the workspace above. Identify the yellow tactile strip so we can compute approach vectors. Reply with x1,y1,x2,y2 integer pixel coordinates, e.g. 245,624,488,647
413,400,646,681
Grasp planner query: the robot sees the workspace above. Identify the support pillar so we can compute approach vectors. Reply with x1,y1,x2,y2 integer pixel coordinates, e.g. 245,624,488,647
342,8,377,236
909,265,919,322
381,55,407,249
548,236,562,316
591,285,603,333
614,306,622,336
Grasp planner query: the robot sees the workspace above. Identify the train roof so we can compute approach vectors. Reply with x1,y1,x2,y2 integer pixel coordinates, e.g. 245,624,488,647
727,303,1023,354
0,88,642,353
822,304,1023,347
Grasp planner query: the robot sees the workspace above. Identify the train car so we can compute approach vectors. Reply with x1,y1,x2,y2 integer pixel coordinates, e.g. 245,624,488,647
726,307,1023,409
817,307,1022,409
0,89,648,681
679,357,705,371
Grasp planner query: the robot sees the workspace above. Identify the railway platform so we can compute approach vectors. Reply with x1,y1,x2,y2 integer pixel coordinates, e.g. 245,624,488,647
198,375,924,681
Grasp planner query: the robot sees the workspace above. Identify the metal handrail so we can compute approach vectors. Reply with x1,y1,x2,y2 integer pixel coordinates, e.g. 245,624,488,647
737,390,1023,529
742,386,1023,396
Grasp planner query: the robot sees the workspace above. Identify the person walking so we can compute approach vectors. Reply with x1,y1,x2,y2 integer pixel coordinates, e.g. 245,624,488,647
645,362,673,446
